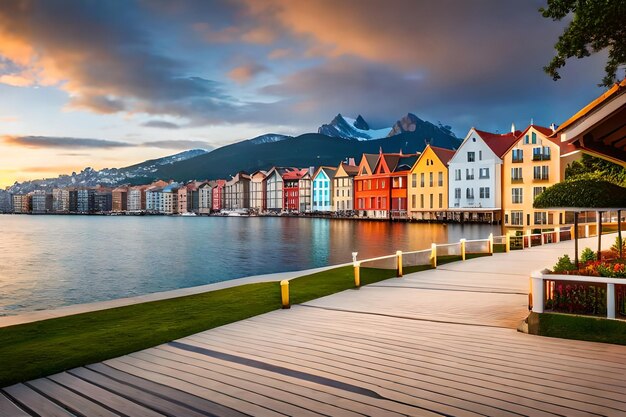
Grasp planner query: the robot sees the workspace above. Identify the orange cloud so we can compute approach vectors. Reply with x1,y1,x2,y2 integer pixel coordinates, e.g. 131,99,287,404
228,63,267,84
268,48,292,59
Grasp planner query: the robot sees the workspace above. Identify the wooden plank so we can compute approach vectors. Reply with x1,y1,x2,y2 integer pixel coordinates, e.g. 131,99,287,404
26,378,118,417
0,392,31,417
3,384,75,417
86,363,247,417
48,373,166,417
103,359,286,417
68,367,210,417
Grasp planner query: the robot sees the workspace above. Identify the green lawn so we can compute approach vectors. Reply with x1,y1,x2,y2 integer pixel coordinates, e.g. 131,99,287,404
528,312,626,345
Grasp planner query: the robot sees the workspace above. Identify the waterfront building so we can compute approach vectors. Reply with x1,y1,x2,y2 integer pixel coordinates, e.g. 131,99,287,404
127,185,148,212
264,167,290,212
181,182,202,213
162,183,180,214
298,169,314,213
52,188,70,213
68,189,78,212
77,188,95,213
145,186,163,213
0,190,12,213
355,152,418,218
333,160,359,212
282,168,308,212
177,184,188,214
112,187,128,212
249,171,267,212
447,127,520,223
198,182,213,214
502,125,570,231
12,194,30,213
30,190,52,214
224,172,251,210
211,179,226,211
94,188,113,213
407,145,455,220
312,166,337,212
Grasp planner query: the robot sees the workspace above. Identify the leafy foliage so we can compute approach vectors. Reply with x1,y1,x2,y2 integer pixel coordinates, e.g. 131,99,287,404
565,154,626,185
553,254,577,272
533,178,626,208
540,0,626,86
611,236,626,255
581,247,597,263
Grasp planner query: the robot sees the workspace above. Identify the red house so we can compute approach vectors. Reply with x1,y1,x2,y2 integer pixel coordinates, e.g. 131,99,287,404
211,179,226,211
282,168,308,212
355,151,418,218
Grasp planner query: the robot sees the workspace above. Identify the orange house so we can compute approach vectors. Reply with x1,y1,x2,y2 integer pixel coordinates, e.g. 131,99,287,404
355,152,418,218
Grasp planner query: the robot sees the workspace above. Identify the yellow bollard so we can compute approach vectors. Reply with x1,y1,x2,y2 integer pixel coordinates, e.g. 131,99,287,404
505,233,511,252
460,239,466,261
528,276,533,311
280,280,290,309
396,251,403,277
488,233,493,254
430,243,437,268
354,262,361,288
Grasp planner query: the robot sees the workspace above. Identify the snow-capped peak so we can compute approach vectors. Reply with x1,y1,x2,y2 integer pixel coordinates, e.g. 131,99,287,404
318,114,391,141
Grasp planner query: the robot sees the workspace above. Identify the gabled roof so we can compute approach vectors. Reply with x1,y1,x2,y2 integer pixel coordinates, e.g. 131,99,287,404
376,154,401,174
474,129,521,158
429,146,456,165
313,166,337,180
336,161,359,177
394,155,419,172
357,153,379,176
282,168,308,180
508,125,578,156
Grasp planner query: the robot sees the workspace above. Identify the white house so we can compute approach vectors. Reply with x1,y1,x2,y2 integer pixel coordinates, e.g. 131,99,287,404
312,166,337,212
198,183,212,214
448,127,520,214
265,167,288,212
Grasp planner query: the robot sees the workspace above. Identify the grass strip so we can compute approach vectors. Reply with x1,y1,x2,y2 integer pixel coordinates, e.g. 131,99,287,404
529,312,626,345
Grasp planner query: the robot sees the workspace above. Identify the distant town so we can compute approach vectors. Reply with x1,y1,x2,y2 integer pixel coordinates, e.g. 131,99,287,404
0,123,589,232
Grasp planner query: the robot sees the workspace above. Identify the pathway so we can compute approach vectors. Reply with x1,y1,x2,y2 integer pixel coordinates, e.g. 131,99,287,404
3,234,626,416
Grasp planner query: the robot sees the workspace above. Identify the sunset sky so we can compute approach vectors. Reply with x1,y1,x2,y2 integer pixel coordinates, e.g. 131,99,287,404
0,0,609,187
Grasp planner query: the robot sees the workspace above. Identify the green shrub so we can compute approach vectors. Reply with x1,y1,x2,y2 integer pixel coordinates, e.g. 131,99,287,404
610,236,626,256
553,254,576,273
581,247,597,263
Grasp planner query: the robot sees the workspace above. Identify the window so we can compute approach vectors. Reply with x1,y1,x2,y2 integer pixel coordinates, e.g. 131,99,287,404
533,166,549,180
429,172,433,187
420,194,424,208
438,193,443,208
511,211,523,225
524,135,529,144
512,188,523,204
411,173,417,187
534,212,547,225
454,188,461,199
466,188,474,199
479,151,482,160
511,167,523,182
411,194,416,209
512,149,523,163
466,168,474,180
467,152,475,162
533,186,546,199
429,194,433,209
420,173,425,187
479,168,489,179
455,169,461,181
438,172,443,186
531,132,537,144
479,187,490,198
543,146,551,160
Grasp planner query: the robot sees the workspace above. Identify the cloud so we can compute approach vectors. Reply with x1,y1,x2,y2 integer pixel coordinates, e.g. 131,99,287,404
141,140,214,150
2,135,134,149
268,48,292,60
142,120,181,129
228,63,267,84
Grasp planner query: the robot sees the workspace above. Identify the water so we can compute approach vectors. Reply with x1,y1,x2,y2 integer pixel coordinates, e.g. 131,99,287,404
0,215,498,315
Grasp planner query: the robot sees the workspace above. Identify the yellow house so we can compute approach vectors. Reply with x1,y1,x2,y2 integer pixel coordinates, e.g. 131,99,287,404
502,125,570,232
408,145,456,220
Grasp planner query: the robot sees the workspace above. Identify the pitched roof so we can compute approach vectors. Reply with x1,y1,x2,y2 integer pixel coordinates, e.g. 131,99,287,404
429,146,456,165
363,154,379,171
282,168,308,180
340,162,359,176
474,129,521,158
395,155,419,172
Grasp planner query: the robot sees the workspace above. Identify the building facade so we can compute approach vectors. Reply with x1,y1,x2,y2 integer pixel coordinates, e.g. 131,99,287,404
0,190,12,213
298,169,313,212
77,188,95,213
224,172,251,210
30,190,52,214
128,185,147,212
12,194,30,213
312,167,337,212
162,183,180,214
265,167,288,212
408,145,455,220
146,187,163,213
198,183,213,214
211,180,226,211
333,161,358,212
94,189,112,212
249,171,267,212
52,188,70,213
112,187,128,212
282,168,307,212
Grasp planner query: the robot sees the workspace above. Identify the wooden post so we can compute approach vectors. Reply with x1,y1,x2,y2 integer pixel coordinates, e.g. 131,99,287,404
618,210,623,259
597,211,603,261
488,233,493,254
607,283,616,319
430,243,437,268
526,229,531,248
505,233,510,252
574,212,579,267
460,239,466,261
531,276,544,313
396,251,403,277
354,261,361,288
280,280,290,309
555,227,560,243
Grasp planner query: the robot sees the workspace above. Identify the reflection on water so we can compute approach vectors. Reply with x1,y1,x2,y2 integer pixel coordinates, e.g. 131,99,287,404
0,215,498,314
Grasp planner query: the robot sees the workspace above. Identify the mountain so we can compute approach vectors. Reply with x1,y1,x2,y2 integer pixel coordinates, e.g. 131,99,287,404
318,114,391,140
7,149,209,194
247,133,293,145
152,128,462,182
388,113,457,138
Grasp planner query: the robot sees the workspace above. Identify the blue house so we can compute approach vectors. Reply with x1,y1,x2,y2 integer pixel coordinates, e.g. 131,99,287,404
312,166,337,212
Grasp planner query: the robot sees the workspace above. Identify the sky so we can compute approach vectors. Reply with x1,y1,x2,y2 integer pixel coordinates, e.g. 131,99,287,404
0,0,611,187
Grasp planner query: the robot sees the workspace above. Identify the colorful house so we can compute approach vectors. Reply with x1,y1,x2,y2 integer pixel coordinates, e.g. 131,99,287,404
145,186,163,213
198,182,213,214
211,179,226,211
502,125,572,231
447,127,520,223
162,183,180,214
282,168,308,212
333,160,358,212
249,170,267,212
312,166,337,212
264,167,290,212
112,187,128,212
224,172,251,210
128,185,148,212
298,168,314,212
52,188,70,213
407,145,456,220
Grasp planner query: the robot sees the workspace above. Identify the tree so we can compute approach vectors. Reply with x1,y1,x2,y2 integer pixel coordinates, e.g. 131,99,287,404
565,153,626,185
541,0,626,87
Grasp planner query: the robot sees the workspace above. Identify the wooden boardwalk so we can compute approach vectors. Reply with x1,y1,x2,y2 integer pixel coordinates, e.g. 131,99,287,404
3,234,626,416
